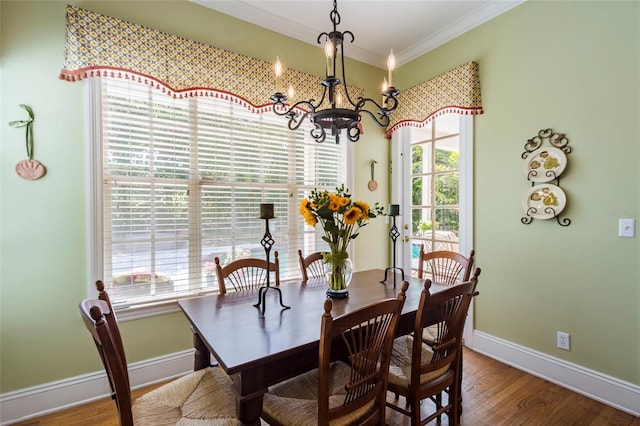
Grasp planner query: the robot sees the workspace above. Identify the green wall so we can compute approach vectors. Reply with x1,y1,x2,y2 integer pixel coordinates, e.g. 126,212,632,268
396,0,639,383
1,0,638,397
0,0,389,393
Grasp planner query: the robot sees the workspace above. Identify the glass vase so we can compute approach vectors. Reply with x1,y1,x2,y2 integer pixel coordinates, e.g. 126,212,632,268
325,255,353,299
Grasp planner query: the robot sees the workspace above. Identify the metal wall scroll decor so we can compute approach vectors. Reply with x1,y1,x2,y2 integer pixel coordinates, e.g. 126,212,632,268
521,129,572,226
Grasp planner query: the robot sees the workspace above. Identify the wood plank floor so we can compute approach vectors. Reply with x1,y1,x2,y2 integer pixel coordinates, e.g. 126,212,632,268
11,348,639,425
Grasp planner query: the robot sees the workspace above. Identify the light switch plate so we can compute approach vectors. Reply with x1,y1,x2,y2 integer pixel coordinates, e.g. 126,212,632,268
618,218,635,238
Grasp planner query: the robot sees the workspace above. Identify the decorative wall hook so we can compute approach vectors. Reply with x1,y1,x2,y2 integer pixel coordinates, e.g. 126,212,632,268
9,104,46,180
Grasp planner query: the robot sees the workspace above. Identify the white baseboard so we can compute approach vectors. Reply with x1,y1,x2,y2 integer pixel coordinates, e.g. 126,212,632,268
470,330,640,417
3,335,639,424
0,350,194,425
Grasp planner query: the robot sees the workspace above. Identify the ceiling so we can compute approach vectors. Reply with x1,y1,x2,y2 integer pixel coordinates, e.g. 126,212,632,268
191,0,524,68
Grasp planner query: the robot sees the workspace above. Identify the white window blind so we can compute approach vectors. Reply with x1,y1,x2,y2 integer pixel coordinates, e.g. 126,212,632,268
94,77,347,308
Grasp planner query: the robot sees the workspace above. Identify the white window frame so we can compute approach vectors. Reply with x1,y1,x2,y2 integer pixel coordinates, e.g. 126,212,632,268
87,78,352,321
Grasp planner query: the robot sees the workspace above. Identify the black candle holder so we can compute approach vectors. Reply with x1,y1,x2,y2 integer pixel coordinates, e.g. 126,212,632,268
380,204,404,288
254,205,290,317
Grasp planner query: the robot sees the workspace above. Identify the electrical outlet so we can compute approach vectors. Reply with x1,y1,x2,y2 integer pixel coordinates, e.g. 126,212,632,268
557,331,570,351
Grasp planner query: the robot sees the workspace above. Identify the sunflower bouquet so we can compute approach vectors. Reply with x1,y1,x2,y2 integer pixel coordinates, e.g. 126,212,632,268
299,184,383,291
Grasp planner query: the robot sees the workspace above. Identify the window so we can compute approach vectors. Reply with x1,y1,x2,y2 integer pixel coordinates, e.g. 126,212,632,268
90,77,347,311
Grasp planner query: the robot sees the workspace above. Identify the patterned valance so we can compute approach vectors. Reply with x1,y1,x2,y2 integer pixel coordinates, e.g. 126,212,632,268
59,5,362,112
386,62,483,138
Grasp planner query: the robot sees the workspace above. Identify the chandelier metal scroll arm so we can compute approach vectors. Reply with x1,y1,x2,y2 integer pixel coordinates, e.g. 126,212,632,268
271,92,324,132
337,31,358,108
346,120,360,143
381,88,400,113
358,106,391,128
310,123,327,143
354,94,396,128
287,109,313,132
354,86,399,114
270,93,323,118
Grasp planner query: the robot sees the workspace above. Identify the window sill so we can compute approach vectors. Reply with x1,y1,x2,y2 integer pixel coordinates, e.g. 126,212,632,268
114,299,182,322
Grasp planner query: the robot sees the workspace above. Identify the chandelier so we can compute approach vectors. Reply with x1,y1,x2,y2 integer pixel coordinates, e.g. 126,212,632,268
269,0,399,144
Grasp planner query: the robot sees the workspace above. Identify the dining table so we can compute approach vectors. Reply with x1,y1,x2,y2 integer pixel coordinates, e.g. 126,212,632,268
178,268,446,425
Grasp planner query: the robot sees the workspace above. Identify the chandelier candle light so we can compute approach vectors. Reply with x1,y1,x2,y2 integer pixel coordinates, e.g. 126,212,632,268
270,0,399,144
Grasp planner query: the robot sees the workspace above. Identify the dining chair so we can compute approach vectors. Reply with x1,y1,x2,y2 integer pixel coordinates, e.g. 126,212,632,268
261,281,410,426
416,247,475,343
386,269,480,426
297,249,325,282
79,297,238,426
214,251,280,295
416,245,475,285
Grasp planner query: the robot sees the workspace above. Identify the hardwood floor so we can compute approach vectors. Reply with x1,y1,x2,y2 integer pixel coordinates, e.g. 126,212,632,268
11,348,639,426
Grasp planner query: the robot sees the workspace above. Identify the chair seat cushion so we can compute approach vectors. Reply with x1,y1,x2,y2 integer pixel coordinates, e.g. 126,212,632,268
388,335,450,388
422,324,439,344
133,366,237,425
262,361,375,426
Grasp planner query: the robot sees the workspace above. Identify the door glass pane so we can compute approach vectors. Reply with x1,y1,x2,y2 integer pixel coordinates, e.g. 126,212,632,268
434,172,459,205
435,207,460,238
411,207,434,239
411,175,432,206
411,143,432,173
435,136,459,171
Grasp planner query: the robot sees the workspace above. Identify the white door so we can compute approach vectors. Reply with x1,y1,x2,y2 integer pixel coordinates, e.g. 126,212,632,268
390,113,475,341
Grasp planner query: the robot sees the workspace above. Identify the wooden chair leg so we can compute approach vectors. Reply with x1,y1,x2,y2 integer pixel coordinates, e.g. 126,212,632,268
451,381,460,426
457,345,464,420
436,392,442,423
411,395,422,426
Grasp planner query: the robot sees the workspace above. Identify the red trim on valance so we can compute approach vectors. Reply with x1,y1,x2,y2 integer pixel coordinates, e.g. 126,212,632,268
385,105,484,138
59,66,274,112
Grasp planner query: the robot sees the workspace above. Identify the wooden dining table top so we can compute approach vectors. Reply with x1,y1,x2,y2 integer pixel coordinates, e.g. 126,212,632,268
178,268,443,425
178,269,439,374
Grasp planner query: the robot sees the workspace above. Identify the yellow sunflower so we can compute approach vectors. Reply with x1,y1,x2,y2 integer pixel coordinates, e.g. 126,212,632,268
328,194,341,211
343,207,362,225
303,211,317,226
355,201,370,218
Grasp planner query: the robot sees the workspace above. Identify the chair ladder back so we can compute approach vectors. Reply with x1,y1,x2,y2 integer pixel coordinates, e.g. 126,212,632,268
215,252,279,294
227,266,267,291
79,299,134,426
318,282,408,425
342,312,393,403
298,250,325,282
462,250,475,281
93,281,130,404
418,246,475,286
95,280,113,308
414,276,477,376
95,280,124,352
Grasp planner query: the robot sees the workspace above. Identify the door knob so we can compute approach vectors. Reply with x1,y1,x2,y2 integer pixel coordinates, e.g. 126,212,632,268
403,236,409,242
